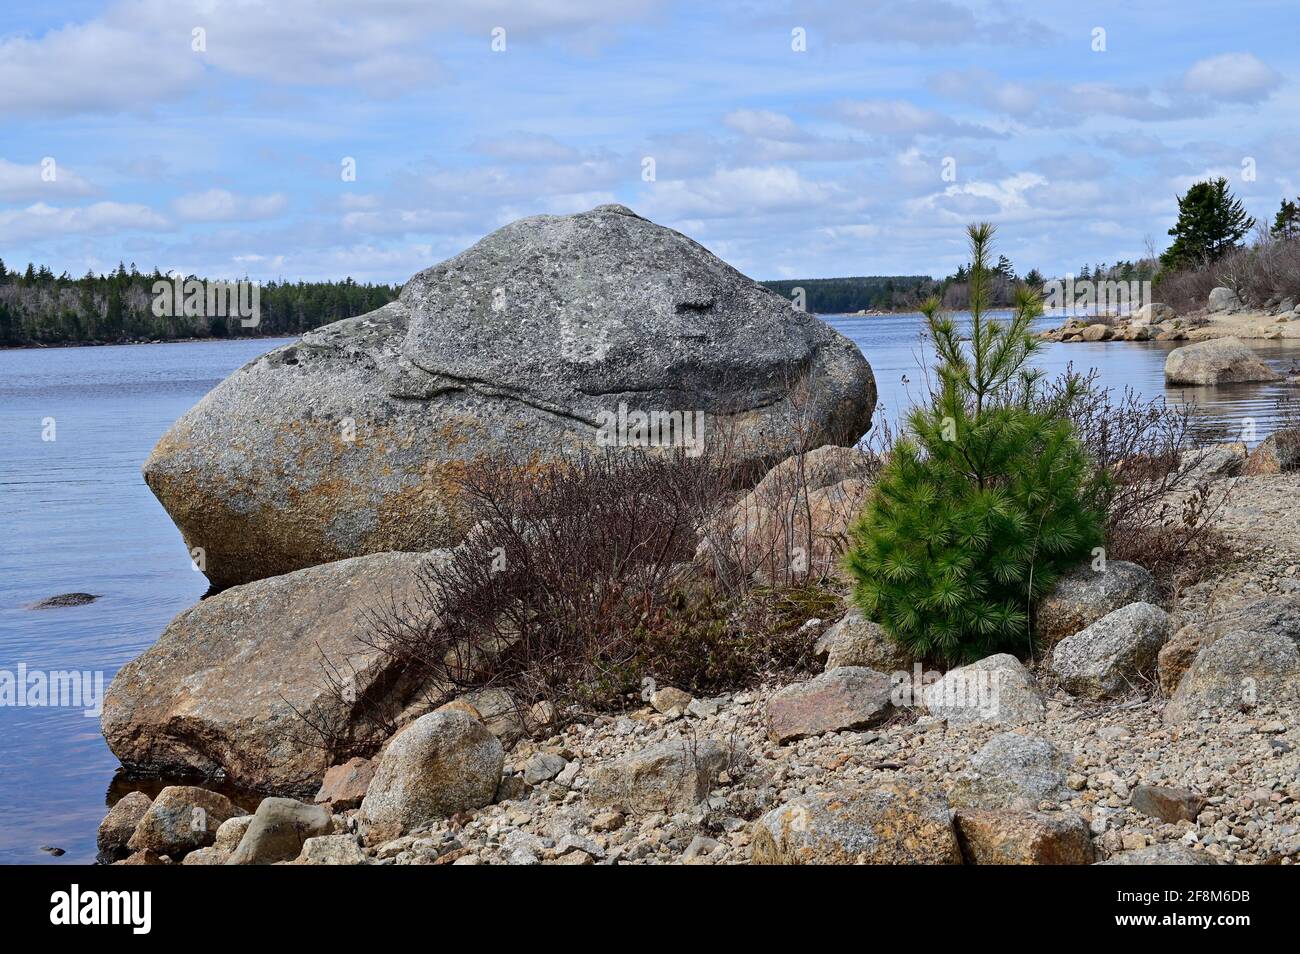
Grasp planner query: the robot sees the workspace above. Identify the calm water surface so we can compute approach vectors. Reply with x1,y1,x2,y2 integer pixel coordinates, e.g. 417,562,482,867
2,318,1299,864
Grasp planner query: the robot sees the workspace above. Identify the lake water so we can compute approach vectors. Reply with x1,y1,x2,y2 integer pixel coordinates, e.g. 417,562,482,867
2,317,1299,864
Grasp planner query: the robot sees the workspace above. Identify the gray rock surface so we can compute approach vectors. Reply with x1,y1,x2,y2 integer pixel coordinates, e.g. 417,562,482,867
102,550,441,793
588,738,742,814
1207,287,1242,314
1097,843,1216,865
813,609,911,672
143,205,877,588
766,666,894,743
1050,602,1170,699
227,797,334,865
1164,629,1300,723
752,785,962,864
294,834,369,865
924,653,1045,726
1165,336,1281,385
948,733,1074,810
96,791,152,863
359,710,504,838
1035,560,1159,648
1158,594,1300,694
126,786,240,858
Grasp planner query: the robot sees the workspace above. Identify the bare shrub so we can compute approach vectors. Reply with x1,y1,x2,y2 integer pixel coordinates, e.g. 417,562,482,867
358,445,842,729
1052,369,1232,597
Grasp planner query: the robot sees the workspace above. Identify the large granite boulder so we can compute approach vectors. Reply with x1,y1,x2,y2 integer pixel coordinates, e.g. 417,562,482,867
765,667,894,743
813,609,912,673
144,205,877,588
102,550,442,793
1158,594,1300,693
1163,629,1300,723
1164,336,1280,385
588,738,743,814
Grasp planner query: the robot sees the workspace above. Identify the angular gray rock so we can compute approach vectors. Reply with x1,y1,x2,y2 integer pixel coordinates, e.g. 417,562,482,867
1164,336,1280,385
1130,785,1205,823
293,834,369,865
948,733,1074,810
523,752,568,785
924,654,1045,726
813,609,911,673
588,738,742,814
359,710,504,838
97,791,152,863
1050,602,1170,699
1035,560,1159,648
1097,843,1216,865
143,205,877,588
766,667,894,743
1163,629,1300,723
1158,593,1300,694
127,786,240,858
752,785,962,864
102,550,442,794
954,809,1094,865
227,797,334,865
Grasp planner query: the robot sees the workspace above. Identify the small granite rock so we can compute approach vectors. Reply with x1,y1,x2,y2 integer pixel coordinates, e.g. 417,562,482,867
924,654,1045,726
949,733,1073,811
752,785,962,865
359,710,505,839
1050,602,1170,699
127,786,240,858
96,791,151,863
588,738,742,814
1130,785,1206,823
813,609,911,672
1035,560,1158,648
766,667,893,743
955,809,1094,865
227,797,334,865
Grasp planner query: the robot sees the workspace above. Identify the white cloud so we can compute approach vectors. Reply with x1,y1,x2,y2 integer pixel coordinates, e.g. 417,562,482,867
172,190,287,222
0,201,168,240
472,134,580,163
0,158,95,200
723,109,802,140
835,100,1000,139
639,166,842,219
1183,52,1282,102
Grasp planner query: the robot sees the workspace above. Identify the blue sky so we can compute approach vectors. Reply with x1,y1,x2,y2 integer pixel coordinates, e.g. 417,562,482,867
0,1,1296,284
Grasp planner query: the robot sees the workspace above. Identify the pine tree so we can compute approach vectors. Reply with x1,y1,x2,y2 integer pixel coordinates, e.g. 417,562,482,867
1161,177,1254,269
846,223,1105,664
1272,197,1300,240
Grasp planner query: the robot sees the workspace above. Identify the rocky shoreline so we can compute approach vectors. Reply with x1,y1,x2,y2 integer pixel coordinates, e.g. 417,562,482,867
95,463,1300,867
91,208,1300,866
1040,288,1300,345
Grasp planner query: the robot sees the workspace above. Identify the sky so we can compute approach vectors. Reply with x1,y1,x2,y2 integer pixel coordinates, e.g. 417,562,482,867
0,0,1296,285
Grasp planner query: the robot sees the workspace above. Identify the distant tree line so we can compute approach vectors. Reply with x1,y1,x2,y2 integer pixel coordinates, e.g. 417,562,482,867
760,276,943,313
0,260,400,347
